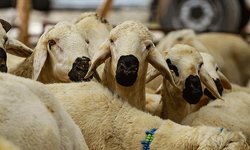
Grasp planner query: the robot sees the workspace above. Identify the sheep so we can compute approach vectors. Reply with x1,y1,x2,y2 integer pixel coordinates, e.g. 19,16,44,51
47,81,250,150
146,44,222,123
84,20,176,111
181,91,250,145
146,29,209,91
0,73,88,150
145,92,162,116
8,21,97,83
72,12,113,77
0,19,32,72
145,51,232,117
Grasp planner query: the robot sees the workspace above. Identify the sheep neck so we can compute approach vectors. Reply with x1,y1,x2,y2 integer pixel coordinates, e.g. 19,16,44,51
161,80,205,124
102,58,147,111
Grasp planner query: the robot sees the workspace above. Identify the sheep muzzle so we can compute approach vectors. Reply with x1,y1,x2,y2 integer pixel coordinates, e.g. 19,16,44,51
115,55,139,87
68,56,93,82
0,47,7,72
182,75,203,104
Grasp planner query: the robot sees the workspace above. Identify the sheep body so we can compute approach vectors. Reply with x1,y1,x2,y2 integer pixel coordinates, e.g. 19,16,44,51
182,91,250,145
47,81,249,150
0,73,88,150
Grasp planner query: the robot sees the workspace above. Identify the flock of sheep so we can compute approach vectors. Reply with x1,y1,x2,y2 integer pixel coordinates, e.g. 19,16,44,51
0,11,250,150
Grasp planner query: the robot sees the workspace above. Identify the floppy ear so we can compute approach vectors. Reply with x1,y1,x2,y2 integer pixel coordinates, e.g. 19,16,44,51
147,46,176,87
0,19,11,33
199,66,223,100
32,45,48,80
218,70,232,89
6,37,33,57
85,39,111,79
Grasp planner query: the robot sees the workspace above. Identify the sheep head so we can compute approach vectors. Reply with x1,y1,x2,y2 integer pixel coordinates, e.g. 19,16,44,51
147,44,222,104
200,52,232,99
85,20,175,87
0,19,32,73
158,29,209,53
32,21,94,83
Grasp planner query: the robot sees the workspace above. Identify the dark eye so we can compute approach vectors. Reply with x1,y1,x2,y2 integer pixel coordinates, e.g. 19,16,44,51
146,44,151,50
177,37,183,41
216,67,219,71
86,39,89,44
199,63,203,68
48,40,56,50
110,39,114,43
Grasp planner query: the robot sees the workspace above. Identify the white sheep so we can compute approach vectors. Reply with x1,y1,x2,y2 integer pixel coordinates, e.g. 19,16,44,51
146,29,209,91
145,51,232,117
8,21,97,83
0,73,88,150
146,44,222,123
0,19,32,72
72,12,113,78
47,81,249,150
84,20,176,111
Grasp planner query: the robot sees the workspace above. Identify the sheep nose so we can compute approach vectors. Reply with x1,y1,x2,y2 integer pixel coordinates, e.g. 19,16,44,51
0,47,7,72
68,56,93,82
183,75,203,104
116,55,139,87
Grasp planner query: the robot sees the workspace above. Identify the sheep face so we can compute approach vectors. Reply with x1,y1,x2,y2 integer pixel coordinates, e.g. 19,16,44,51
163,44,221,104
0,19,11,72
85,20,175,87
200,52,232,99
159,29,209,53
34,21,92,82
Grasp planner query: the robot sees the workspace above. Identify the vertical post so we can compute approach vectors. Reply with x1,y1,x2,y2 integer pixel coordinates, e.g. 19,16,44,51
17,0,32,47
96,0,113,18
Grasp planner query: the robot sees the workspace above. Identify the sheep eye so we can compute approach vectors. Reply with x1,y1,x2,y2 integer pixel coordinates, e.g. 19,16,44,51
177,37,183,41
86,39,89,44
199,63,203,68
146,44,151,50
216,67,219,71
110,39,114,43
48,40,56,50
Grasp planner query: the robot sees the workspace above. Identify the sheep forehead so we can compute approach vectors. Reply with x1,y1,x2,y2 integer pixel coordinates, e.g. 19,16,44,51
169,44,201,59
110,20,153,41
200,52,219,78
45,21,87,40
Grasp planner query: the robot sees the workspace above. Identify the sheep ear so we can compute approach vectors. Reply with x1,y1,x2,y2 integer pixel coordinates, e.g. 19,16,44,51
32,46,47,80
218,70,232,89
0,19,11,33
146,68,161,83
147,46,176,88
6,37,33,57
85,39,111,79
199,66,223,100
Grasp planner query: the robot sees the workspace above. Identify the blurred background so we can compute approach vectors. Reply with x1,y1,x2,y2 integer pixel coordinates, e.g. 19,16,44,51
1,0,250,48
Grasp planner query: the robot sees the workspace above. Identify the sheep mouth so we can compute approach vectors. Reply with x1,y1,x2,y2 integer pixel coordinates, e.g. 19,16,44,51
68,56,93,82
0,48,7,72
115,55,139,87
182,75,203,104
